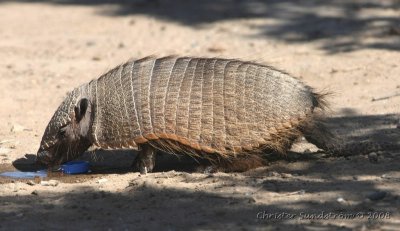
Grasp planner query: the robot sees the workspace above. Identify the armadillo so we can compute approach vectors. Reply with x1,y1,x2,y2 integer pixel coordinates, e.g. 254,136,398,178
36,56,398,173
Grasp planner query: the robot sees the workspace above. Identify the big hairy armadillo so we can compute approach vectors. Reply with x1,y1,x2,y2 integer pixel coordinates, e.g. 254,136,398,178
36,56,398,173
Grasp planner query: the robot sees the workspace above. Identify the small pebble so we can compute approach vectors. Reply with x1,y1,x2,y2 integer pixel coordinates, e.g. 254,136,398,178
10,124,26,133
207,45,226,53
381,174,390,179
267,171,280,177
97,178,108,184
281,173,292,178
367,191,387,201
0,147,11,154
368,152,378,163
118,42,125,49
336,197,346,203
33,176,41,184
26,180,36,186
92,56,101,61
31,190,39,196
388,26,400,35
297,190,306,195
191,41,198,48
128,19,136,25
40,180,59,187
86,41,96,47
0,139,12,145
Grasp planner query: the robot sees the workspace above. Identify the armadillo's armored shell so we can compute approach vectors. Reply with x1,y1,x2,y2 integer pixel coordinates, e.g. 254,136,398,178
88,56,321,156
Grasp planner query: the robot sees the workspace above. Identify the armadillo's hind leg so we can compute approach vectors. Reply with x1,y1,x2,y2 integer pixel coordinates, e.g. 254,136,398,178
131,143,156,174
301,120,341,154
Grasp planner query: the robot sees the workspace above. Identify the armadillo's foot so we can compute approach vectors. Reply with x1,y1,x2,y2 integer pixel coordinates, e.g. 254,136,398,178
196,164,220,174
132,143,156,174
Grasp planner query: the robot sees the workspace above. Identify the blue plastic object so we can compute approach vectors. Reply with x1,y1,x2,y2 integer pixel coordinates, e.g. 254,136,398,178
61,161,90,174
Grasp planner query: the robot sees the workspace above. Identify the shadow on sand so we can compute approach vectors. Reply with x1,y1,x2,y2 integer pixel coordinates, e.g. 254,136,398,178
1,161,400,230
1,0,399,53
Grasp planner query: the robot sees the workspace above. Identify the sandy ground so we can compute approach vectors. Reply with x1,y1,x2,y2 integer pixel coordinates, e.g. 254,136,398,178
0,1,400,230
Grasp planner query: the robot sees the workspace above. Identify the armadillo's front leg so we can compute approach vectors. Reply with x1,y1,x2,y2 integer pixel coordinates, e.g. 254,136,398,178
132,143,156,174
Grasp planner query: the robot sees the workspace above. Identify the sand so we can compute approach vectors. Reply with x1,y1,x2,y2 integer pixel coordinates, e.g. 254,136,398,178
0,1,399,230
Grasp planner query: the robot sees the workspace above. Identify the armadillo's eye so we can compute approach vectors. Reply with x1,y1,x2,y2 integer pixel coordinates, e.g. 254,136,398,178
58,129,66,138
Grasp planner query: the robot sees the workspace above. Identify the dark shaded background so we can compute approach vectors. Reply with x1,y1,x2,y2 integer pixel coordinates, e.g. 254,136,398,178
1,0,400,53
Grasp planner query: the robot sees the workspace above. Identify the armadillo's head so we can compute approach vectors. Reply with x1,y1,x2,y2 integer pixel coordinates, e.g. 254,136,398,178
36,89,93,167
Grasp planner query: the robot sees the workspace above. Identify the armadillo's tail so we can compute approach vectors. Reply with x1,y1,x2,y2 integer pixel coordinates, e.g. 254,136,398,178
311,90,331,111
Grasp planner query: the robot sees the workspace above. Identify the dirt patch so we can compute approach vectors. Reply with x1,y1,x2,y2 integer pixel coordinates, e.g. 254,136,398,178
1,153,400,230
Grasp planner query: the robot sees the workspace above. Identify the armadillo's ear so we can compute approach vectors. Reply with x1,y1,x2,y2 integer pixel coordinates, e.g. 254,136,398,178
74,98,90,122
74,98,92,137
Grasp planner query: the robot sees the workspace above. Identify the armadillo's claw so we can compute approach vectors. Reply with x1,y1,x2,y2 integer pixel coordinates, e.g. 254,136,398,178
202,165,218,174
131,143,156,174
